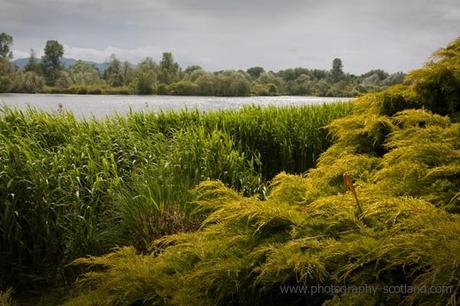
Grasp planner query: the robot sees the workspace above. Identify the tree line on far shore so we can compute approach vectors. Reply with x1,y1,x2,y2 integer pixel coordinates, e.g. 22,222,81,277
0,33,405,96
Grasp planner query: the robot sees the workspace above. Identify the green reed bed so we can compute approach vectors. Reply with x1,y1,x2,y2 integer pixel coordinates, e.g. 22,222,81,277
129,102,352,178
0,102,350,289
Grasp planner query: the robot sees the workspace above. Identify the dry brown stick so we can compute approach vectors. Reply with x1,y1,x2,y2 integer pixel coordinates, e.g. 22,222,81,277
343,173,366,223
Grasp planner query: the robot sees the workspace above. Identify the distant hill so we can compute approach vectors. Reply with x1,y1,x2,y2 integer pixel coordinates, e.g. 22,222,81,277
13,57,108,72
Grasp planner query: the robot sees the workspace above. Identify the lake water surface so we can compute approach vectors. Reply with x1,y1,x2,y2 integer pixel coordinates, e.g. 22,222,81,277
0,93,352,118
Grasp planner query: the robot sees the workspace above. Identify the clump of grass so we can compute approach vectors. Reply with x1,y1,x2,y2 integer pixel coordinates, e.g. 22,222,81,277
115,126,262,250
65,37,460,305
0,289,15,306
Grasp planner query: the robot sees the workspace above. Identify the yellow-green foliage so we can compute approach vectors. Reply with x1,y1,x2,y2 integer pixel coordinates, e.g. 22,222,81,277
65,38,460,305
0,289,15,306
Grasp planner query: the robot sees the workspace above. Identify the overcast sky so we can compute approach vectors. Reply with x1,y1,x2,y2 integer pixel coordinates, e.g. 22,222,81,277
1,0,459,73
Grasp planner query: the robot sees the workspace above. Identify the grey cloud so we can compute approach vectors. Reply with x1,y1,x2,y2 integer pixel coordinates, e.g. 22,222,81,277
1,0,459,73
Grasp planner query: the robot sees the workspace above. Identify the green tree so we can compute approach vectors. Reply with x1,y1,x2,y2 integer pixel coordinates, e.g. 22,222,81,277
170,80,199,95
68,60,102,85
12,71,45,93
292,74,311,95
135,74,154,95
138,57,158,71
382,72,405,86
0,33,13,59
361,69,389,80
246,66,265,79
184,65,202,75
267,83,279,95
42,40,64,86
133,58,158,94
0,33,15,92
55,70,72,88
250,82,269,96
196,73,216,96
25,49,42,74
0,58,15,92
159,52,179,85
330,58,344,82
121,61,134,85
188,68,207,82
104,54,124,87
218,71,251,96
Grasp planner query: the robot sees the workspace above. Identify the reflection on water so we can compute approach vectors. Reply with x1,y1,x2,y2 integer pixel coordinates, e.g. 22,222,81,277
0,93,352,118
